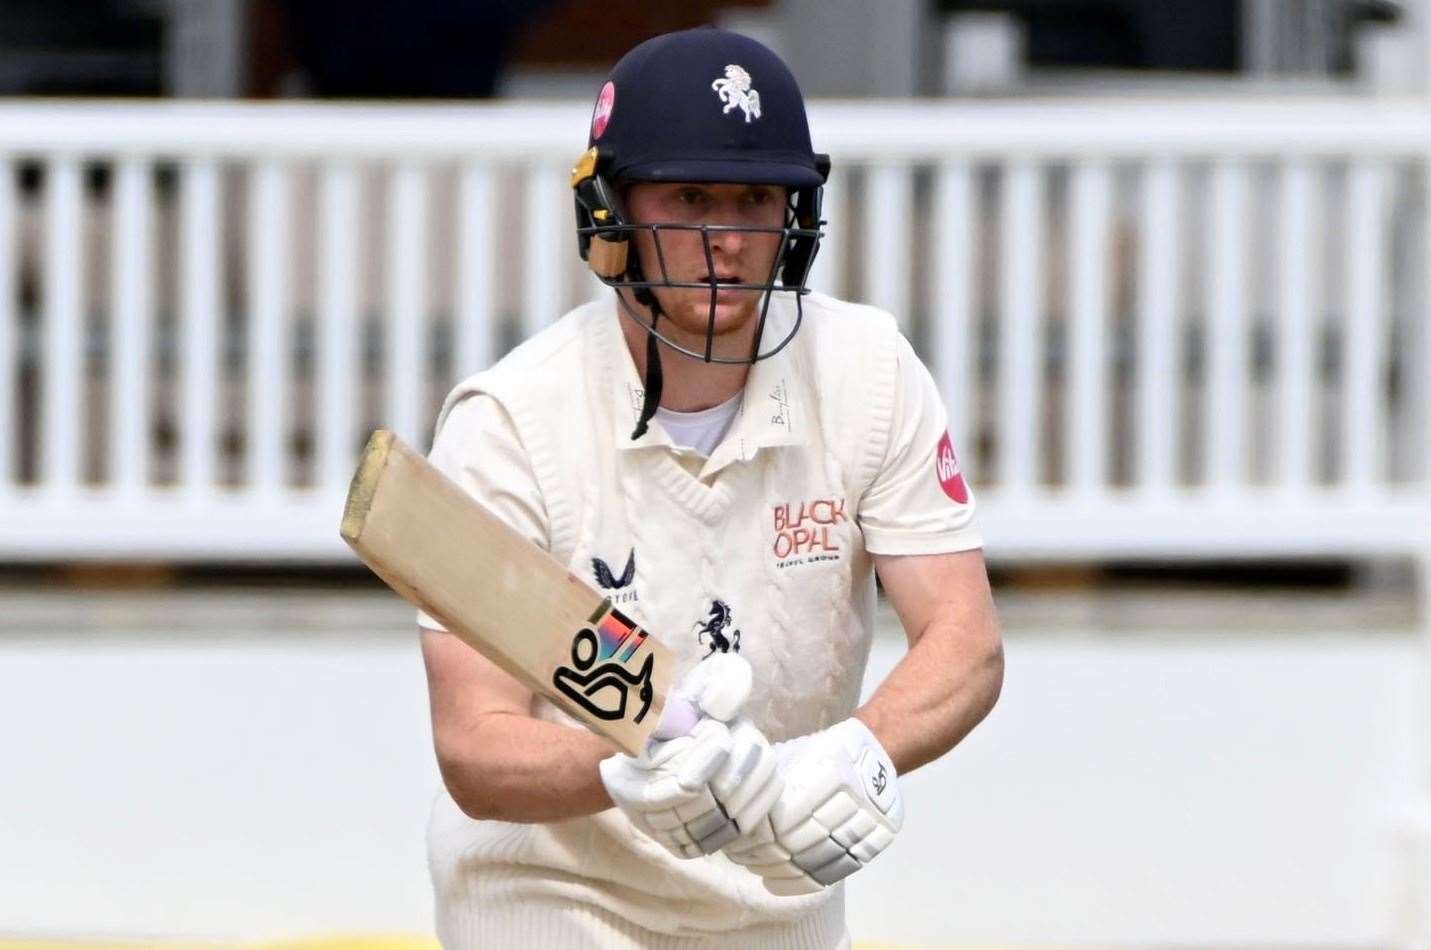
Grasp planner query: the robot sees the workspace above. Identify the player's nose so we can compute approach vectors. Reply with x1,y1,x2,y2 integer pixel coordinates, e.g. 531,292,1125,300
705,220,746,259
707,232,743,261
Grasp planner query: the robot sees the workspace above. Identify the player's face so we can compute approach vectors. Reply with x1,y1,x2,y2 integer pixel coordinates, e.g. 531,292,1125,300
624,182,788,354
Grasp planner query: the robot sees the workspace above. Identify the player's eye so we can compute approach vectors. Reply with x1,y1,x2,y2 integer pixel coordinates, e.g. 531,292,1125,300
675,188,706,206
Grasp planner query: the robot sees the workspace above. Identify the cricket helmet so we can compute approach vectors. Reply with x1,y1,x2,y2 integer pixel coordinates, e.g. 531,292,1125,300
570,27,830,385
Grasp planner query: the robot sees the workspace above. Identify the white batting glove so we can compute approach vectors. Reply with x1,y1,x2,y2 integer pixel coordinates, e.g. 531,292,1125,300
652,650,753,738
723,718,903,895
600,716,739,858
708,716,784,839
599,653,768,859
675,656,783,844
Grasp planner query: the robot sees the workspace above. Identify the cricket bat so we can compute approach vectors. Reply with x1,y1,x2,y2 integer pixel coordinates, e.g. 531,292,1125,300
340,429,676,756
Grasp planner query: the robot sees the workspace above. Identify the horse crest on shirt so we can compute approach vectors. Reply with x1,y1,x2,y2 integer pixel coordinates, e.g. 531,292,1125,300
694,600,742,657
712,65,761,122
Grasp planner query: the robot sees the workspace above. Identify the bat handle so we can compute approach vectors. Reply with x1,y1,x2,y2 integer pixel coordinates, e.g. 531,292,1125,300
650,696,701,740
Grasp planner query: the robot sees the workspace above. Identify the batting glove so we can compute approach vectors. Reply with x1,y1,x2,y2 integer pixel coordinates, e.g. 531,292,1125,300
599,652,774,859
722,717,903,895
600,716,740,858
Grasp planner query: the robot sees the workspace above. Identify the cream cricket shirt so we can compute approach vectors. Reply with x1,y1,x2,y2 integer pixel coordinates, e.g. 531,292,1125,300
418,292,981,946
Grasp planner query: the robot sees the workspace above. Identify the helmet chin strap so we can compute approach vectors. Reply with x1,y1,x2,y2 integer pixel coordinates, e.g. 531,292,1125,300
628,288,664,440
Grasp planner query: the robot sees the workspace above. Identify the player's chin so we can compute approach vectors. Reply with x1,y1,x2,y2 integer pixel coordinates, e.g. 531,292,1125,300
669,288,762,333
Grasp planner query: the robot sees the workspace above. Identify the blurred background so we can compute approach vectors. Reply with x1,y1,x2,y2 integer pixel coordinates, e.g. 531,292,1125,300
1,1,1429,947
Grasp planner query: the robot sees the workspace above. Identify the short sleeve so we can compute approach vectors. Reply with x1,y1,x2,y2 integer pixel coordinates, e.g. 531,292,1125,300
415,393,550,631
856,334,982,556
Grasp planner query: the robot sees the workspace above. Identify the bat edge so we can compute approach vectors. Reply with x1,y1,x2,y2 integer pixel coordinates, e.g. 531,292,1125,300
340,428,398,546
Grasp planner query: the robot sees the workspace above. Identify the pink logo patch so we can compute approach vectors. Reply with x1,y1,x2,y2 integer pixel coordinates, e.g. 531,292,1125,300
935,431,969,504
591,81,616,140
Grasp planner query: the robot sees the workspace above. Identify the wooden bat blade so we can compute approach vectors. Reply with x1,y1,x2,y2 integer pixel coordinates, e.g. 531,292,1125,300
341,429,671,755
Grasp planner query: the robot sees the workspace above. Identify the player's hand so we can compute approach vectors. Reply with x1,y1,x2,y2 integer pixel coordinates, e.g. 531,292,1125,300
650,649,754,740
665,654,784,845
722,717,903,895
599,652,768,859
600,716,740,858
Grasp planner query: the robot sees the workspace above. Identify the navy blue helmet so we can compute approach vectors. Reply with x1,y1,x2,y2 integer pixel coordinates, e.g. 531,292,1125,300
571,27,830,384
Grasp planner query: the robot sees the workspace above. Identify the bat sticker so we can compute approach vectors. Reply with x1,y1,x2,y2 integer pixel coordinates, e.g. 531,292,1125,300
551,602,656,724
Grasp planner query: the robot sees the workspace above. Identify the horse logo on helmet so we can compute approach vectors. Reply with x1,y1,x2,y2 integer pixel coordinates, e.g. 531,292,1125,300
712,64,761,123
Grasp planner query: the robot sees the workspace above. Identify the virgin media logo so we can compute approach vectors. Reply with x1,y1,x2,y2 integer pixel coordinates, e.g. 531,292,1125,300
936,432,969,504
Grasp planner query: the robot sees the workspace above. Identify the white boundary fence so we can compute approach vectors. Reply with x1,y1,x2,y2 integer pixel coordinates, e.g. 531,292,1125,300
0,98,1427,567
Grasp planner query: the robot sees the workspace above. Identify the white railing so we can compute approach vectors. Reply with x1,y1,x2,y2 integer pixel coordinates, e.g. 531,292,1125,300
2,98,1429,946
0,99,1428,566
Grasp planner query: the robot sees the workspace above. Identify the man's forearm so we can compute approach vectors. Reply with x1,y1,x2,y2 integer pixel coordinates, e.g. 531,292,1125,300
855,612,1003,775
437,711,616,823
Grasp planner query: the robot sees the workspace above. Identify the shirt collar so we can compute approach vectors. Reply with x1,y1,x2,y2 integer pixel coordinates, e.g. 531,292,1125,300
597,294,808,467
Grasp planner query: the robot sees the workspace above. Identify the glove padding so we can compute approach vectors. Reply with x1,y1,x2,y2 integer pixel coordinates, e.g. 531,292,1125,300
600,716,741,858
708,717,783,840
600,653,779,860
723,718,903,895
